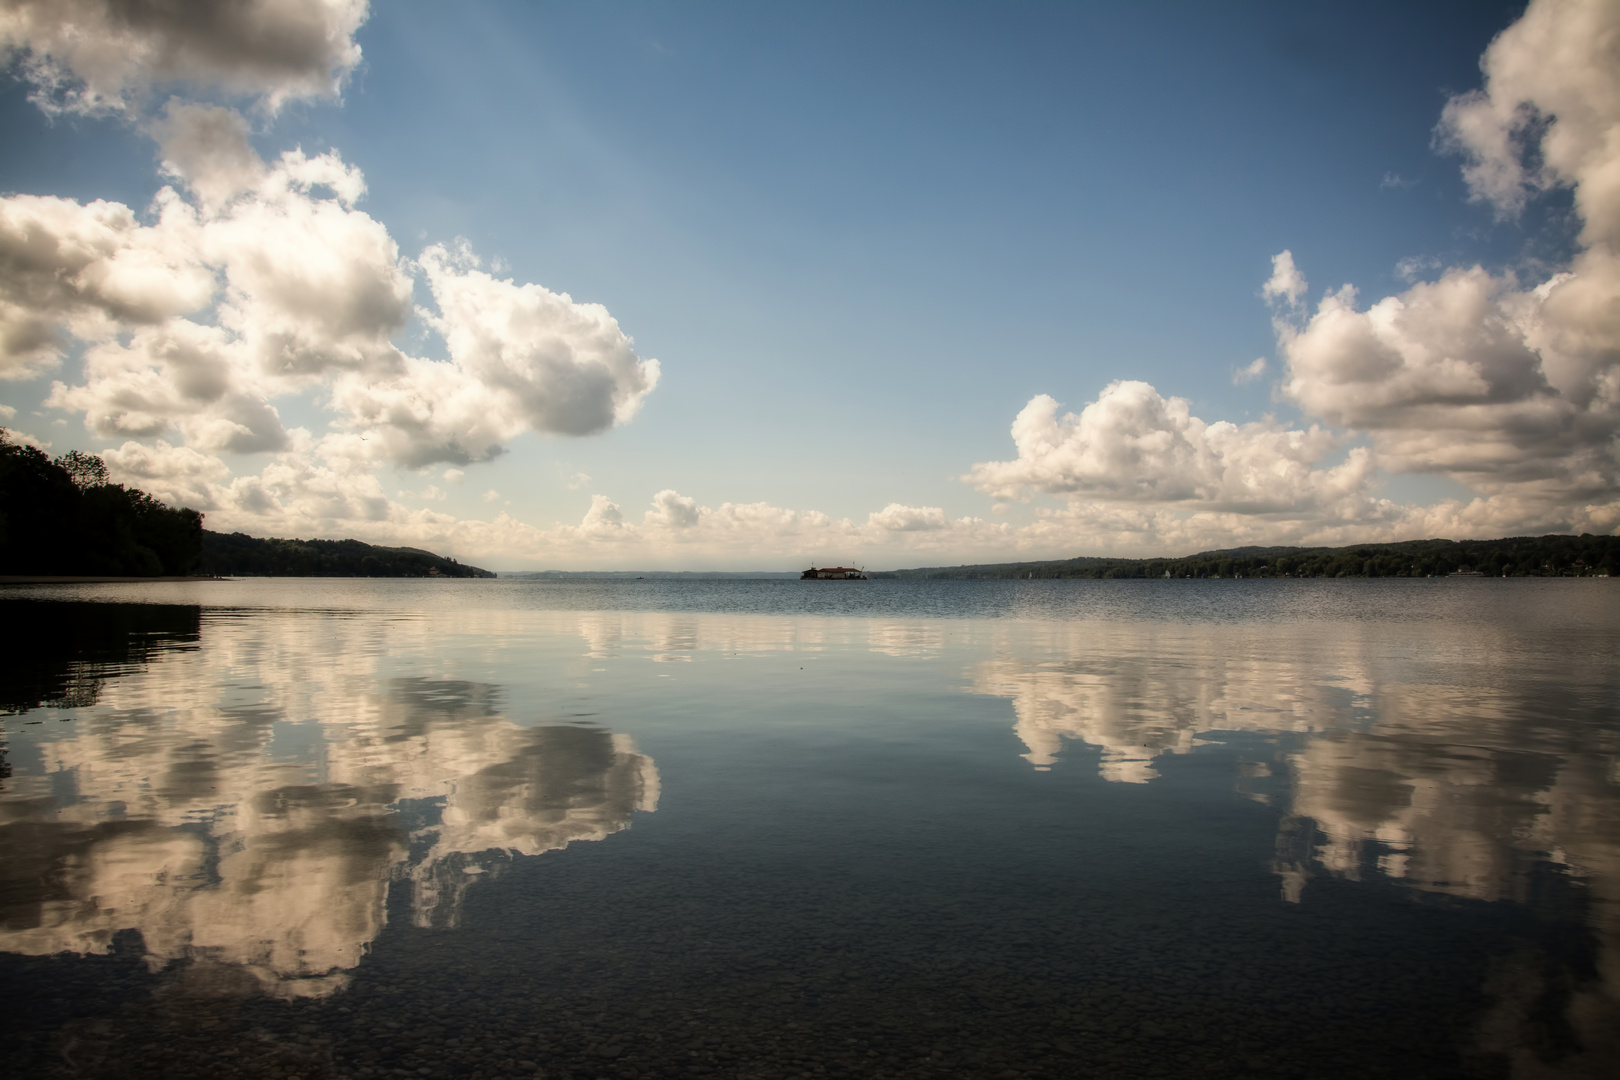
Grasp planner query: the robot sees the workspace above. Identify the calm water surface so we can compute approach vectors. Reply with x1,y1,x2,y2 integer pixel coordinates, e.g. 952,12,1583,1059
1,578,1616,1080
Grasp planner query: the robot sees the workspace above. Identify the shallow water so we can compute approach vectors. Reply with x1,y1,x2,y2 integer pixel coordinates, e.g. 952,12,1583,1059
1,578,1616,1079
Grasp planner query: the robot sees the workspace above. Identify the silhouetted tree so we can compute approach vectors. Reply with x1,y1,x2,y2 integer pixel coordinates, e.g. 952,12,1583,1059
57,449,110,489
0,432,203,575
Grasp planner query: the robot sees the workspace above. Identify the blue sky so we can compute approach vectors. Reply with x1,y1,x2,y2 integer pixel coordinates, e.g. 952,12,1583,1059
2,1,1615,568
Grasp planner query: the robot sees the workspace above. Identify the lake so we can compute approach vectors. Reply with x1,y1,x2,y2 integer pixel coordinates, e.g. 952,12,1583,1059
1,578,1616,1079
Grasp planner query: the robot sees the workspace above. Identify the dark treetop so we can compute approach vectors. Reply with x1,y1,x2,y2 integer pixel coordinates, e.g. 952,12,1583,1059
0,436,202,576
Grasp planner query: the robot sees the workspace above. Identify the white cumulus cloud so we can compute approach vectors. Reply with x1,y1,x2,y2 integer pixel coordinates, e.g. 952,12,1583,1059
101,438,232,508
47,319,291,453
416,243,661,437
646,489,702,529
11,111,660,469
965,381,1373,518
1437,0,1620,235
1274,265,1615,501
868,504,950,532
1269,0,1620,521
0,0,369,115
1262,250,1308,310
325,244,660,468
0,189,214,378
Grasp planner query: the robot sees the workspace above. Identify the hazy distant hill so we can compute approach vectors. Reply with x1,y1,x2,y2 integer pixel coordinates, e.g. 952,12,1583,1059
873,535,1617,580
201,531,494,578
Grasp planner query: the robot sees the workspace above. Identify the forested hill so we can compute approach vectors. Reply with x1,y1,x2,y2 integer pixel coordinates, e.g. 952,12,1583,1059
874,535,1618,580
201,532,495,578
1,436,202,576
1,433,492,579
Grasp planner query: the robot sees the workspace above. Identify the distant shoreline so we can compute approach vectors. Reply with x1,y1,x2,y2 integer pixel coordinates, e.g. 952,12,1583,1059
873,534,1615,580
0,575,226,584
503,571,800,580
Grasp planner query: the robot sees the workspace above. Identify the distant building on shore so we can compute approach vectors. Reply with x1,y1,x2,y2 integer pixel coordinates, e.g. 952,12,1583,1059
801,566,866,580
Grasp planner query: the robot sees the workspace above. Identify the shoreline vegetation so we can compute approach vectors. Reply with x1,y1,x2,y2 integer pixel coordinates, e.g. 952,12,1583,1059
200,531,494,579
1,435,494,579
872,535,1618,580
1,436,202,577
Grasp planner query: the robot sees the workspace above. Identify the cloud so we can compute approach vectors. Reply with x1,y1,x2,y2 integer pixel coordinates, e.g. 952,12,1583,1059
322,242,661,468
103,432,398,531
415,243,661,437
101,438,231,508
47,320,288,452
90,424,1620,569
1233,357,1268,385
0,189,214,378
958,0,1620,554
0,132,403,387
91,441,1008,566
1020,493,1619,557
0,0,668,562
645,489,702,529
1273,265,1617,501
11,118,660,468
0,425,48,450
206,148,409,379
1435,0,1620,237
1262,250,1308,310
1394,255,1441,282
0,0,369,115
24,0,1620,569
17,140,409,453
965,381,1374,517
868,503,949,532
578,494,628,538
150,100,270,210
1268,0,1620,517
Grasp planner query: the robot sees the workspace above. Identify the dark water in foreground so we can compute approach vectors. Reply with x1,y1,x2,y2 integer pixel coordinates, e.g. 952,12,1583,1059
1,578,1616,1080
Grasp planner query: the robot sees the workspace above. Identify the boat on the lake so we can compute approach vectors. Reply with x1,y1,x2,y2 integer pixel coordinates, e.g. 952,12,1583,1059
801,566,866,580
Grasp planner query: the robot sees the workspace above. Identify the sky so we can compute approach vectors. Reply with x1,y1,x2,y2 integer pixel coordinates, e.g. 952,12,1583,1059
1,0,1616,570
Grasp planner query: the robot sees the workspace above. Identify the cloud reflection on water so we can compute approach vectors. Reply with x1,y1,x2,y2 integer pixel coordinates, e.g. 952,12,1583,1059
970,616,1620,1075
0,606,657,999
970,623,1378,780
3,591,1617,1073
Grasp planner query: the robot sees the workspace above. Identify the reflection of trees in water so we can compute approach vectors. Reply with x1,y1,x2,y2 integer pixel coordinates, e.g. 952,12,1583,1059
970,619,1620,1077
0,613,657,999
0,600,199,713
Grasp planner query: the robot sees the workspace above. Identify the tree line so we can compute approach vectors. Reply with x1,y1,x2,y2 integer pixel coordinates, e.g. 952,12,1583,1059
201,532,494,578
1,433,203,576
2,432,492,578
876,535,1620,580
